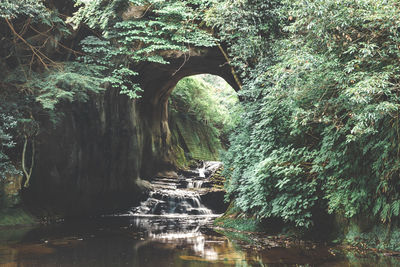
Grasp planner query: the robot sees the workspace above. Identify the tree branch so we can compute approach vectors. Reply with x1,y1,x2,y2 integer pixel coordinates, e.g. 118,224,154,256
217,44,242,91
22,135,35,188
5,18,58,70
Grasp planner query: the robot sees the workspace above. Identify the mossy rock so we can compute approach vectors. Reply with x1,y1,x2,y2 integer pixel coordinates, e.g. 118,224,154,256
1,174,23,209
170,144,188,169
0,208,38,227
175,117,220,161
169,111,222,169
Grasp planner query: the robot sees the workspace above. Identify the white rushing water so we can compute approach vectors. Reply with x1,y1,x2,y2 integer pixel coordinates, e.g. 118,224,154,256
131,189,212,216
128,162,223,217
198,165,206,178
116,161,223,247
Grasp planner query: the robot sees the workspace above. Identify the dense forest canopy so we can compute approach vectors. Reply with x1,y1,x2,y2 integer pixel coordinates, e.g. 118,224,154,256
1,0,400,241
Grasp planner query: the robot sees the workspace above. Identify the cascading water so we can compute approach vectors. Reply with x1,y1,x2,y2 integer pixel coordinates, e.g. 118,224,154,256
198,162,206,178
128,162,225,218
187,180,204,189
117,162,222,241
130,188,211,216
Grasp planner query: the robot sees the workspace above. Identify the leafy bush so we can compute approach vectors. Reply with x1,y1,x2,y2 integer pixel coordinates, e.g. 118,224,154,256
0,0,106,179
0,112,19,177
216,0,400,228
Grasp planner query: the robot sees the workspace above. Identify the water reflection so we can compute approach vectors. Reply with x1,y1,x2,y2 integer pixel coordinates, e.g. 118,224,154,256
130,216,222,262
129,215,265,266
0,217,399,267
0,164,399,266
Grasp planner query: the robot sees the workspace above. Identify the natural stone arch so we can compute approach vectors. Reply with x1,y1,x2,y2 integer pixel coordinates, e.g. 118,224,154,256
136,46,240,177
24,45,239,215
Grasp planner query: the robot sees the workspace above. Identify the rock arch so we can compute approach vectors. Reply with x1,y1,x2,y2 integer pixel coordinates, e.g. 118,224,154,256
137,46,239,177
25,45,238,215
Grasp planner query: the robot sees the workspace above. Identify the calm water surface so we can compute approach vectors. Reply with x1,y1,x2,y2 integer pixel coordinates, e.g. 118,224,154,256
0,216,399,267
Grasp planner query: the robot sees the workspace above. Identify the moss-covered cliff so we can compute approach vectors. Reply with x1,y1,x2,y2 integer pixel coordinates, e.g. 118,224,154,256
170,117,221,163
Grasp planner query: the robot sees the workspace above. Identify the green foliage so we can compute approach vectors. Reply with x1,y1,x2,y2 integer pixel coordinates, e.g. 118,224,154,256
0,112,19,177
217,0,400,229
71,0,217,98
343,222,400,252
169,75,239,148
0,208,37,227
206,0,280,77
78,35,143,99
31,63,106,110
0,0,105,179
215,216,263,233
0,0,48,20
4,63,106,111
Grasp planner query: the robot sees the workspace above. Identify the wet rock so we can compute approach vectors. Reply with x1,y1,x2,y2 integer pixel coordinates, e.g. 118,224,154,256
155,171,178,179
178,169,199,177
204,161,223,178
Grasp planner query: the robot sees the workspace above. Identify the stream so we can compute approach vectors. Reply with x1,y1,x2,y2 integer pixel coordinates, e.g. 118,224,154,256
0,162,399,266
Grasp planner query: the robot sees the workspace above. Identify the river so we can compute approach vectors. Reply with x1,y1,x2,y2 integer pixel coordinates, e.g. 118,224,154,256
0,216,399,266
0,163,399,266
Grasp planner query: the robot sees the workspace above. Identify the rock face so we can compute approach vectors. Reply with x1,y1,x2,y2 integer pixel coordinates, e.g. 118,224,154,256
23,46,237,216
24,89,146,216
169,111,222,166
1,174,23,209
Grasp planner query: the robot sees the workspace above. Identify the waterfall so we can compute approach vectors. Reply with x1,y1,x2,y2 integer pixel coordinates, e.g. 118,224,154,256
198,163,206,178
129,163,219,217
114,161,223,243
131,189,212,216
194,180,203,188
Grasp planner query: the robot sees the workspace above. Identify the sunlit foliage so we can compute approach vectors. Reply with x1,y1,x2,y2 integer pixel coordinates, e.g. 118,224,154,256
169,75,239,147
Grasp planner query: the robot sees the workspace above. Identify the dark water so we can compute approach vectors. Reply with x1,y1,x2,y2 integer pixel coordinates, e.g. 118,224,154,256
0,216,399,267
1,163,399,266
